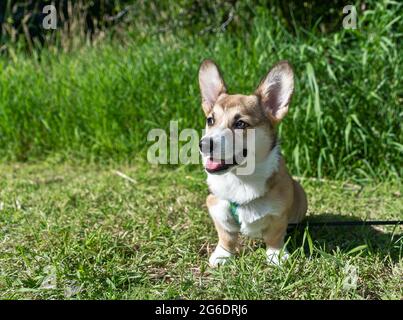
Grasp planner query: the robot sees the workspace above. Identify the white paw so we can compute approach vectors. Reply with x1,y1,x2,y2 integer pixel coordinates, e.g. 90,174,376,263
209,245,234,267
266,248,289,266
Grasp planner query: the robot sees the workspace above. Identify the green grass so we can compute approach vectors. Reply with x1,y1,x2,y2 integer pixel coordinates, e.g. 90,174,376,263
0,1,401,300
0,1,401,180
0,162,401,299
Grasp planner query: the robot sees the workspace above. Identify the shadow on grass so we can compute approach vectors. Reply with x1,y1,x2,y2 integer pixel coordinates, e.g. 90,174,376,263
287,214,402,262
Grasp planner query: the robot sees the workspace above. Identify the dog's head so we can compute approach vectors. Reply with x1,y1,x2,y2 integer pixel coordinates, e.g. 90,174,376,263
198,59,294,175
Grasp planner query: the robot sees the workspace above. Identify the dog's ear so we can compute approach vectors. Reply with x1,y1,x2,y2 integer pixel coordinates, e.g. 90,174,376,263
198,59,227,115
255,61,294,123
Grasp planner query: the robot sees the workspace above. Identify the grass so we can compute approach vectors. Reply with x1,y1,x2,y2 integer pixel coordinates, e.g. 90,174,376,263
0,162,401,299
0,1,401,180
0,1,401,300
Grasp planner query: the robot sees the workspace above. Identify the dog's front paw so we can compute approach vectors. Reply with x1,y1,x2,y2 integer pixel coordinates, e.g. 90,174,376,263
266,248,289,266
209,245,234,267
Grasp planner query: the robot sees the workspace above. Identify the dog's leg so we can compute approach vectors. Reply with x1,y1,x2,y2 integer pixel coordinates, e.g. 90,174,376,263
262,215,289,265
209,220,238,267
206,194,239,267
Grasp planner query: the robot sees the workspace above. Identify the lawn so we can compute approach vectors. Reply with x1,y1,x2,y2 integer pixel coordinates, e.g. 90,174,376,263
0,1,401,181
0,0,401,300
0,162,401,299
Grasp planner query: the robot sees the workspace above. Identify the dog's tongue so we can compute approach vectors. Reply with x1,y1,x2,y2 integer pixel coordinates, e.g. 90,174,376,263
205,158,224,171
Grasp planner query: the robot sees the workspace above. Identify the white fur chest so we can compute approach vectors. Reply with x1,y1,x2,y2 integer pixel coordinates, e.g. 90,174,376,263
207,172,267,204
207,145,281,204
238,196,281,238
206,146,282,238
208,196,281,239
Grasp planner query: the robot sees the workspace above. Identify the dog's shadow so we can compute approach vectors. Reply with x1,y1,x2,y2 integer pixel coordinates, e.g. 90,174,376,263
286,213,402,262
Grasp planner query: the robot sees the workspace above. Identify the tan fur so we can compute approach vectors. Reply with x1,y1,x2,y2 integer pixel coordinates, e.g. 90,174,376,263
199,59,307,265
261,158,307,249
206,159,308,254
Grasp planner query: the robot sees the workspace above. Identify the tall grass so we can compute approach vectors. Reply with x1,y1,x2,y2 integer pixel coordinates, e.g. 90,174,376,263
0,1,401,181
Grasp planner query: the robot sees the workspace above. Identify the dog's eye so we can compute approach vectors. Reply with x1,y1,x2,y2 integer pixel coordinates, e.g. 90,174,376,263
234,120,248,129
206,117,214,126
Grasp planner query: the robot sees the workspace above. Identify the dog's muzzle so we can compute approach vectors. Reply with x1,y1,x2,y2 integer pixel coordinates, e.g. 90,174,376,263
199,135,247,174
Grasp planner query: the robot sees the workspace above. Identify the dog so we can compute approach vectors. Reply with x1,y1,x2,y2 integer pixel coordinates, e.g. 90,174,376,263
198,59,307,267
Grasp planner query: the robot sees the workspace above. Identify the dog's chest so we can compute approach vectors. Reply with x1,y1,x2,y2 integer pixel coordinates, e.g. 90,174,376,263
208,174,282,238
206,145,281,204
206,147,282,238
237,197,281,238
207,173,268,204
210,180,281,238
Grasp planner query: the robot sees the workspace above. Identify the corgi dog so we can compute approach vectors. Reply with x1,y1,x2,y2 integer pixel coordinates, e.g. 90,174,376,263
198,59,307,267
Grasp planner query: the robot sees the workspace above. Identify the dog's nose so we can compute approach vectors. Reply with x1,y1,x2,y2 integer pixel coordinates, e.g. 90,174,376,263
199,138,214,154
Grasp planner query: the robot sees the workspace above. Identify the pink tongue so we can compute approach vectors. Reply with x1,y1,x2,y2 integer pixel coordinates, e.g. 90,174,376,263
206,159,224,171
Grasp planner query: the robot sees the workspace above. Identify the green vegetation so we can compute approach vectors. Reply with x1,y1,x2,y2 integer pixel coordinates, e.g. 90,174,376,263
0,1,401,300
0,1,401,180
0,163,401,299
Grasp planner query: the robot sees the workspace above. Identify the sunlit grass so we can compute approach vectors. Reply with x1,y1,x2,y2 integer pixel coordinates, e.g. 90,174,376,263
0,2,401,181
0,162,401,299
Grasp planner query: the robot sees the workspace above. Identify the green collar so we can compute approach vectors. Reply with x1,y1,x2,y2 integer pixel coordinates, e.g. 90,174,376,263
229,202,240,225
